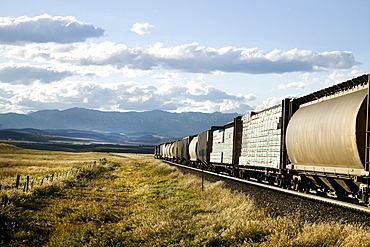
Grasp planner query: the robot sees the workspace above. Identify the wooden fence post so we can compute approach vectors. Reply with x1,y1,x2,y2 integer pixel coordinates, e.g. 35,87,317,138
24,176,29,192
15,175,20,189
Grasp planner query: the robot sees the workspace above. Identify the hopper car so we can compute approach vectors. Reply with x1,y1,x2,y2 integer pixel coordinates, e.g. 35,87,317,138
155,73,370,205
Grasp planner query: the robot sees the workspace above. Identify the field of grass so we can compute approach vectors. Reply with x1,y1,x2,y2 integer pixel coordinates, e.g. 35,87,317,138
1,144,370,246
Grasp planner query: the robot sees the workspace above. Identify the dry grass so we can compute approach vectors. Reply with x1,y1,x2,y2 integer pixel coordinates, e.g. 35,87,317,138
0,143,151,189
1,144,370,246
0,143,110,175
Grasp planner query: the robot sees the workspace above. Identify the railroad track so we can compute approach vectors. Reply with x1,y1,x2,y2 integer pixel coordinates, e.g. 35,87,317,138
163,160,370,215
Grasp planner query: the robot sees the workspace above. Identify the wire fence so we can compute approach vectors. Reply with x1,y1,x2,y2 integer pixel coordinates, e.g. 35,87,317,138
0,158,107,193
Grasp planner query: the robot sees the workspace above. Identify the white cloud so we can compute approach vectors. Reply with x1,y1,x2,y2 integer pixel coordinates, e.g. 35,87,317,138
0,14,104,44
0,62,73,85
0,86,14,98
277,81,309,90
156,82,185,96
254,97,282,111
244,93,256,101
0,15,362,115
0,42,358,76
276,70,363,91
130,22,154,35
326,70,362,84
278,70,363,92
152,72,182,83
1,78,254,114
185,81,210,96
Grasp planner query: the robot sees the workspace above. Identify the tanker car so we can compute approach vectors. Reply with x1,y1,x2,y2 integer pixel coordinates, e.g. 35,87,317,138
155,73,370,205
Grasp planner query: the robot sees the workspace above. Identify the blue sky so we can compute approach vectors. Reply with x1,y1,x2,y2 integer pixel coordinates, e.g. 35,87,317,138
0,0,369,114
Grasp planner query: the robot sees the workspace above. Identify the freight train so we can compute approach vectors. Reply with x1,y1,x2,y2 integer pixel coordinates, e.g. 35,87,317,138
154,73,370,205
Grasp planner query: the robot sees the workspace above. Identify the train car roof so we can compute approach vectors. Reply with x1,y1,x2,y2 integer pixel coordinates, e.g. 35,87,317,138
294,73,369,105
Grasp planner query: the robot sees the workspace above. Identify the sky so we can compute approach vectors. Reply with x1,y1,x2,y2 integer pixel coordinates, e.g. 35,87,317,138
0,0,369,114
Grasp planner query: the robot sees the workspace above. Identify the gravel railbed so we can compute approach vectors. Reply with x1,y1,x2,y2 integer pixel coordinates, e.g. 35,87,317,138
174,165,370,227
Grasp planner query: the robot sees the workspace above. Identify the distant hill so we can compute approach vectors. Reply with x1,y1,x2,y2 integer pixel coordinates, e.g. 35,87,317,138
0,108,241,144
0,129,76,142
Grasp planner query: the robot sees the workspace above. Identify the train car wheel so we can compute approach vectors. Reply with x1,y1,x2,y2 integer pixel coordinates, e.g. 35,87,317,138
230,169,236,177
277,175,285,188
238,170,245,179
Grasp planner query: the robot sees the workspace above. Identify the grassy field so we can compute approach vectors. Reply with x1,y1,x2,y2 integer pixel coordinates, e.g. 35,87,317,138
1,144,370,246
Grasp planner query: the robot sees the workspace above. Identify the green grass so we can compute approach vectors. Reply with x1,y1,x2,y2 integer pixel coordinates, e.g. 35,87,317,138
1,145,370,246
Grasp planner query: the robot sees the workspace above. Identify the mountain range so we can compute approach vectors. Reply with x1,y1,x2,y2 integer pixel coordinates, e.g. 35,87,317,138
0,108,240,144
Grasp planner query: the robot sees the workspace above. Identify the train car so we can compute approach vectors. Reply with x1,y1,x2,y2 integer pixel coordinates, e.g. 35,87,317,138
235,105,285,183
210,123,234,164
208,117,242,174
188,126,225,169
154,144,161,159
189,135,198,166
172,140,179,162
286,73,370,203
160,143,166,159
172,137,191,165
163,142,174,160
195,129,213,169
169,142,175,161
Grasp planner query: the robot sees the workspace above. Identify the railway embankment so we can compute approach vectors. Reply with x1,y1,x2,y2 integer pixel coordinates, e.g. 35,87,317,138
175,165,370,226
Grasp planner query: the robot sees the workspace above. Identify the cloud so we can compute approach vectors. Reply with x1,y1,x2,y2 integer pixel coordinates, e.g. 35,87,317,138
244,93,256,101
130,22,154,35
0,86,14,98
326,70,362,84
277,70,363,92
152,72,182,83
0,63,73,85
2,78,254,114
0,14,104,44
146,43,357,73
254,97,282,111
277,81,309,90
0,14,361,114
1,42,358,75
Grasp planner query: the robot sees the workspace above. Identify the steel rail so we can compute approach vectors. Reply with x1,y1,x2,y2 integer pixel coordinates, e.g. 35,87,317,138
163,160,370,214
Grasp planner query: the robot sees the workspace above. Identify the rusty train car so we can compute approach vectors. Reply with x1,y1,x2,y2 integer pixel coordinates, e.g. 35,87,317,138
155,73,370,205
